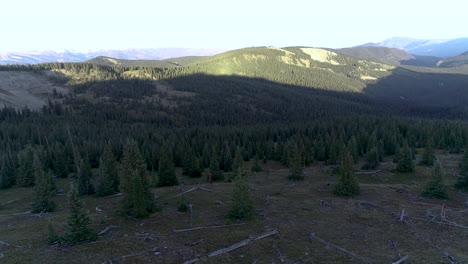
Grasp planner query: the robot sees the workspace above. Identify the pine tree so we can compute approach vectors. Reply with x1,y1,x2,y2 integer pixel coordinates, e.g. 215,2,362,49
120,141,157,218
31,155,56,213
419,139,435,166
454,150,468,192
17,146,35,187
209,149,224,182
65,184,97,244
396,142,414,173
422,161,448,199
95,144,119,196
334,147,360,197
222,143,233,172
229,168,255,220
288,146,304,181
251,154,262,173
53,147,68,178
0,155,16,189
157,150,178,187
362,147,379,170
77,158,94,196
233,147,244,171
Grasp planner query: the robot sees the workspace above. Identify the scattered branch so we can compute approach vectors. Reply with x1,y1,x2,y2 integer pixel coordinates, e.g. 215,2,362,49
355,200,381,209
392,255,408,264
105,193,123,199
173,223,247,233
444,251,458,264
273,244,285,263
309,233,371,263
183,229,278,264
399,209,408,224
355,170,381,175
0,240,22,248
98,225,117,237
104,247,159,263
1,200,18,206
188,204,193,227
320,200,331,207
0,211,31,217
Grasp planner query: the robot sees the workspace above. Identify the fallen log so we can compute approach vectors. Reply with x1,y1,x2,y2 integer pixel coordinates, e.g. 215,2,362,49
309,233,371,263
173,223,247,233
183,229,278,264
392,255,408,264
98,225,118,237
0,240,22,248
104,247,159,263
355,170,381,175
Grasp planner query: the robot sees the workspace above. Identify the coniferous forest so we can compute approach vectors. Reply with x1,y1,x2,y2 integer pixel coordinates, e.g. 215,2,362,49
0,47,468,263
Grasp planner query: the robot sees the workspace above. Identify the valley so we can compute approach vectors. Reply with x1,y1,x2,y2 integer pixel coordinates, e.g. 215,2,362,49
0,44,468,264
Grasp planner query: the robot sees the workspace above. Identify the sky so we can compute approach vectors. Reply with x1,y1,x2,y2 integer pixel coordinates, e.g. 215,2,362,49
1,0,466,52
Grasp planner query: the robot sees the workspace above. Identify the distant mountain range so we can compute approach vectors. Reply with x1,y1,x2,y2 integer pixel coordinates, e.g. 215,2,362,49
0,48,225,65
362,37,468,58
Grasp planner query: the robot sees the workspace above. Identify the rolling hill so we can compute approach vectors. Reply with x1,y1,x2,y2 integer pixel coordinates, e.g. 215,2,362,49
363,37,468,58
86,56,206,68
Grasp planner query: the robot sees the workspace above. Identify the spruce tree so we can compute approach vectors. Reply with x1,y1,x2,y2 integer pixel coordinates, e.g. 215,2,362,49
422,161,448,199
229,168,255,220
65,184,97,244
251,154,262,173
233,147,244,171
454,150,468,192
334,147,360,197
209,150,224,182
17,146,35,187
31,155,56,213
420,139,435,166
288,146,304,181
396,142,414,173
77,158,94,196
95,144,119,196
0,155,16,189
157,150,178,187
120,141,157,218
222,143,233,172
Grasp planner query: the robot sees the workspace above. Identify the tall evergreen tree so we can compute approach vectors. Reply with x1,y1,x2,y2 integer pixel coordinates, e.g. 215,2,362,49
31,155,56,213
396,142,414,173
229,168,255,220
251,154,262,173
120,141,157,218
420,138,435,166
53,147,68,178
422,161,448,199
0,155,16,189
233,147,244,171
77,157,94,196
455,149,468,192
17,146,35,187
157,150,178,187
95,144,119,197
209,149,224,182
221,143,233,172
334,147,360,197
65,184,97,244
288,145,304,181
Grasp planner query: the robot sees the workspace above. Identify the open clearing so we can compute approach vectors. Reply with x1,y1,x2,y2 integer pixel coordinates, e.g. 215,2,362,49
0,151,467,263
0,71,68,109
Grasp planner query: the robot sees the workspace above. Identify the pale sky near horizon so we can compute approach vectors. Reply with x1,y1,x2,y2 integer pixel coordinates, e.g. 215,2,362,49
1,0,466,52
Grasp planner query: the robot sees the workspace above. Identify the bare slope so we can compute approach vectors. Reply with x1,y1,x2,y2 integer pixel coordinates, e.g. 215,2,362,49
0,72,68,109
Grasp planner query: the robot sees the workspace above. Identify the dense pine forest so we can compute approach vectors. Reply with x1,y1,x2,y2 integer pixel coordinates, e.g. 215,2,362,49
0,47,468,263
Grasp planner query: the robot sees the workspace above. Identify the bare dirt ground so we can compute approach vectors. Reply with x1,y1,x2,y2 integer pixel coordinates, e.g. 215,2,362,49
0,71,68,109
0,152,467,263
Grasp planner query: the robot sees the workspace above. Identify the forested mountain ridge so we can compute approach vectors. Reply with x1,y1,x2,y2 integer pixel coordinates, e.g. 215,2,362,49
1,45,468,263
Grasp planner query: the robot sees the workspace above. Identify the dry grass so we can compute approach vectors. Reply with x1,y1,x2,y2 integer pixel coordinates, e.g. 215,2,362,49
1,153,467,263
0,72,68,109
